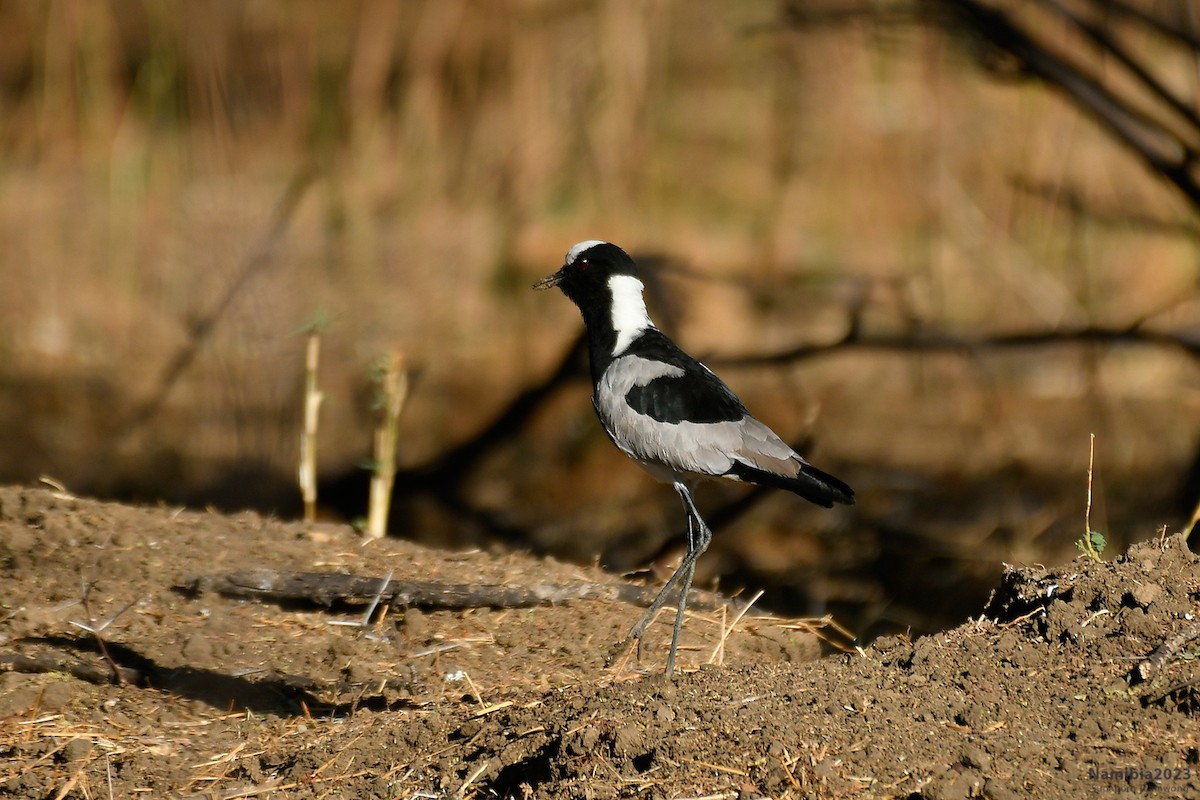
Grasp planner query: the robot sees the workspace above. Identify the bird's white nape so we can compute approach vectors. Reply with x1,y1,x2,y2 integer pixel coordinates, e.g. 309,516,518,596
608,274,653,355
566,239,608,265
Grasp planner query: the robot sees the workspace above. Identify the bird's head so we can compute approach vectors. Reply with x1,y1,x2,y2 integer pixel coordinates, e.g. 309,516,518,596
533,240,640,309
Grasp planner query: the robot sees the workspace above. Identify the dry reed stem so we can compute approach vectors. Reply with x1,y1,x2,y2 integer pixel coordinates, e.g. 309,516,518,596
366,350,409,539
1085,433,1096,545
299,327,324,522
1077,431,1110,560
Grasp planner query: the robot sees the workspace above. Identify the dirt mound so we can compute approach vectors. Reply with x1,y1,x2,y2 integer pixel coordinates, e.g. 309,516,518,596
1,486,1198,798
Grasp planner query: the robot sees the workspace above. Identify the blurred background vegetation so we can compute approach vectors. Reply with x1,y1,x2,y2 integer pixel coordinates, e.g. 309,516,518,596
1,0,1197,638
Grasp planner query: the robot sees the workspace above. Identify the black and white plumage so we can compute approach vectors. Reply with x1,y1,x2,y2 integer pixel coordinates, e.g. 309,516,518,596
535,240,854,676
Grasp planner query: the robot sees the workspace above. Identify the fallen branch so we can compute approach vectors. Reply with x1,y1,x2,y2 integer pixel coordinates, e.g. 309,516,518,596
0,651,142,686
182,568,733,614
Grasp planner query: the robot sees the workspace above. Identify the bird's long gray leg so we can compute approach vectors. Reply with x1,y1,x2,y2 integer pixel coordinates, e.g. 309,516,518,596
621,516,693,653
665,482,713,676
666,513,696,678
613,481,713,677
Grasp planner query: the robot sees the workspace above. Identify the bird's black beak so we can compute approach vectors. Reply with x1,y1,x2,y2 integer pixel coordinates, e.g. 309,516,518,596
532,267,566,290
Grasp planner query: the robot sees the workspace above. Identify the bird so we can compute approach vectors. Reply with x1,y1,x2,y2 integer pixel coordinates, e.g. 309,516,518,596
534,240,855,677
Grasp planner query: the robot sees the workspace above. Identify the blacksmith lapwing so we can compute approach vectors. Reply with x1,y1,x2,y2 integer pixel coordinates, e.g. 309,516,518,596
535,240,854,676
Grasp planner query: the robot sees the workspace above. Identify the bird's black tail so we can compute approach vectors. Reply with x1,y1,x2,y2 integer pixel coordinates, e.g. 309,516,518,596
727,461,855,508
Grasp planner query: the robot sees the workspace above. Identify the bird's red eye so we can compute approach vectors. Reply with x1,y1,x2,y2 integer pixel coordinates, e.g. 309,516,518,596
576,258,588,269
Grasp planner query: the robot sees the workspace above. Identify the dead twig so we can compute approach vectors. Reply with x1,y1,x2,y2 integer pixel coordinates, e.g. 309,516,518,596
1134,621,1200,683
72,585,140,686
327,570,394,637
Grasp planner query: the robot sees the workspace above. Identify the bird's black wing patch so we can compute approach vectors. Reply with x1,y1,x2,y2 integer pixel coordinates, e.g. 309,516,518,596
622,330,747,424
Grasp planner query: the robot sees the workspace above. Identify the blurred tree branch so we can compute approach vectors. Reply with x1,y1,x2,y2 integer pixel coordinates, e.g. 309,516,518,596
106,165,317,448
787,0,1200,212
713,318,1200,368
1010,176,1199,237
80,165,318,491
932,0,1200,209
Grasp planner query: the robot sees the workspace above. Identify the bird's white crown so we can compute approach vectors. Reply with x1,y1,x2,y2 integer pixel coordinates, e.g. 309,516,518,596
565,240,608,265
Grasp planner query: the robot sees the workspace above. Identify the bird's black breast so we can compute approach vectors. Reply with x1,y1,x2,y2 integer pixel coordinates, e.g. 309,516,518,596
620,330,747,424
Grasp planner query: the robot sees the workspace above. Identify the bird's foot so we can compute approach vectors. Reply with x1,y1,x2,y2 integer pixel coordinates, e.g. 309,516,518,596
605,632,641,670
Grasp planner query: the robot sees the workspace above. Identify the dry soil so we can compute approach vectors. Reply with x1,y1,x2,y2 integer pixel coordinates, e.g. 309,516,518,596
2,485,1199,799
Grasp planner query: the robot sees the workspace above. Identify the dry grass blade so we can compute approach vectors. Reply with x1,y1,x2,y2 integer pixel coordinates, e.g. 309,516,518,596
677,757,748,777
470,701,513,718
779,614,859,652
707,589,763,666
457,759,492,798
